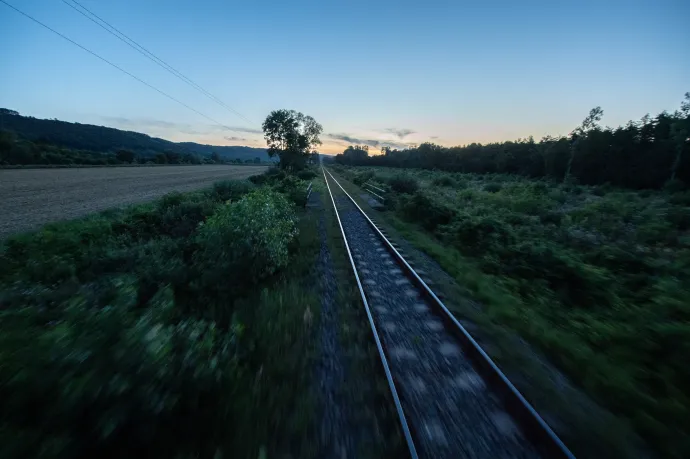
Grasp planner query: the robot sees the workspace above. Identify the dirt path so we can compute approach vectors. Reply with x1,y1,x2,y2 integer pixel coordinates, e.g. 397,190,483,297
0,165,267,238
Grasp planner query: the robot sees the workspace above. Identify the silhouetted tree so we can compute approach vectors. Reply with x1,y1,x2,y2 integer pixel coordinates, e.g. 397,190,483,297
116,149,135,163
262,109,322,170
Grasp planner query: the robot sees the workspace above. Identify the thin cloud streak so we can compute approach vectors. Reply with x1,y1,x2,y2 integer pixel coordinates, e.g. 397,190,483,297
382,127,416,139
325,132,415,151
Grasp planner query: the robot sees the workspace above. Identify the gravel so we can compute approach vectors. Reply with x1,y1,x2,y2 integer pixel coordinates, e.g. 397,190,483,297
312,191,360,458
331,188,541,459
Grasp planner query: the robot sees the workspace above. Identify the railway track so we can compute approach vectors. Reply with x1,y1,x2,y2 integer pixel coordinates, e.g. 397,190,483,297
322,167,575,459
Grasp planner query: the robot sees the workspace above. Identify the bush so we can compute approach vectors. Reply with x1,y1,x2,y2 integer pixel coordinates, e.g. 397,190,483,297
483,182,502,193
664,179,687,193
211,180,254,202
388,174,419,194
194,189,298,307
431,175,455,187
352,170,375,186
440,214,515,255
296,169,317,180
0,283,244,459
400,191,455,230
0,179,313,459
667,207,690,231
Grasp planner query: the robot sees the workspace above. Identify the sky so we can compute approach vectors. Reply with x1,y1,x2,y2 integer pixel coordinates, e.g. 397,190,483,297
1,0,688,155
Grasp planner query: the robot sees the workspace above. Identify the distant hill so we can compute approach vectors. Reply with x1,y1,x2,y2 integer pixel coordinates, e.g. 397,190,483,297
0,109,271,162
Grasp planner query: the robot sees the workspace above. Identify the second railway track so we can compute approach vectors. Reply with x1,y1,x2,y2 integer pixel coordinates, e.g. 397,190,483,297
322,167,575,459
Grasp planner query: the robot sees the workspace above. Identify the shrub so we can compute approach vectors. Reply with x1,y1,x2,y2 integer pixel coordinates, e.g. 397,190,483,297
0,283,244,459
352,170,375,186
194,188,298,305
250,168,286,185
431,175,455,187
270,174,310,206
454,179,468,189
296,169,317,180
667,207,690,231
664,179,686,193
440,214,515,255
211,180,254,202
400,191,454,230
539,210,563,226
388,174,419,194
483,182,502,193
497,241,615,308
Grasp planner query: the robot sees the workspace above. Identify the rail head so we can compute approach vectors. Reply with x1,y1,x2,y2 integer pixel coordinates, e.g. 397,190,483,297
324,167,576,459
321,167,419,459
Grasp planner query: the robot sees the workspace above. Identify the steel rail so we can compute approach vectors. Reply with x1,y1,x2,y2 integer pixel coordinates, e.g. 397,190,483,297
321,167,419,459
324,167,576,459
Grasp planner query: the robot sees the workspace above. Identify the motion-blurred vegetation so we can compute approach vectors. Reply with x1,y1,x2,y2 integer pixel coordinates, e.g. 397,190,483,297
0,169,320,458
336,164,690,457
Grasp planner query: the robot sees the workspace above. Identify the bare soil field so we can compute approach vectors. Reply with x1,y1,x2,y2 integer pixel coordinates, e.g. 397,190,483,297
0,165,268,238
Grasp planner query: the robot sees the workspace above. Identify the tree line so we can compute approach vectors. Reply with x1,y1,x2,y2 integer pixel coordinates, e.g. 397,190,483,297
335,94,690,189
0,108,270,165
0,129,262,166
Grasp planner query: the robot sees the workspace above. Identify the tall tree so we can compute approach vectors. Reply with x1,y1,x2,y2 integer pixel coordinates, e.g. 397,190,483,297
670,93,690,182
262,109,322,170
565,107,603,182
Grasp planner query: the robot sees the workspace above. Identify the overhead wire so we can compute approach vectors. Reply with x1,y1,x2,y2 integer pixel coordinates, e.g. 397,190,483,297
61,0,254,126
0,0,253,134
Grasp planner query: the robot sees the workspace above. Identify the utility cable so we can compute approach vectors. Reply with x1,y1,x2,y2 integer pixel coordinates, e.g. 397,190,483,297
1,0,252,134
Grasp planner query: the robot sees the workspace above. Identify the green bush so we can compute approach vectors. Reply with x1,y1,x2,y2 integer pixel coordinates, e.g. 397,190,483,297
0,282,244,459
440,214,515,255
352,170,375,186
400,191,455,230
296,169,317,180
667,207,690,231
194,188,298,308
211,180,254,202
431,175,455,187
388,174,419,194
483,182,502,193
0,178,314,459
664,179,687,193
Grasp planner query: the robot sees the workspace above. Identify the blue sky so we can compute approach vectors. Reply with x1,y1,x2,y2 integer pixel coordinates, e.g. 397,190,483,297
1,0,688,154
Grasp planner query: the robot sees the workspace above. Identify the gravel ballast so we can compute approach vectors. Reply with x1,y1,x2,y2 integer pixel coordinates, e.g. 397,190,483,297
328,179,541,459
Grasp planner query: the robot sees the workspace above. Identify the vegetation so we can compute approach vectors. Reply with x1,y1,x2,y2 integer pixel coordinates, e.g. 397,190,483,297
0,170,321,458
0,108,271,165
334,164,690,458
262,109,322,170
334,94,690,190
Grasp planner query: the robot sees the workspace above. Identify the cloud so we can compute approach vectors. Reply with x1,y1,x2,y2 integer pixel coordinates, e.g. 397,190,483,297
430,136,439,139
224,136,247,142
326,133,380,147
325,132,415,151
382,127,416,139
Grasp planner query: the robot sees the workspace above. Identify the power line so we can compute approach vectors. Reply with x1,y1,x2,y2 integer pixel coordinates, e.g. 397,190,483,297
1,0,252,134
61,0,254,125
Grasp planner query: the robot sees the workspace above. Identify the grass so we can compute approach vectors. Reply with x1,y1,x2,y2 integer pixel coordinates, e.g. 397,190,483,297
331,165,690,458
0,173,323,459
